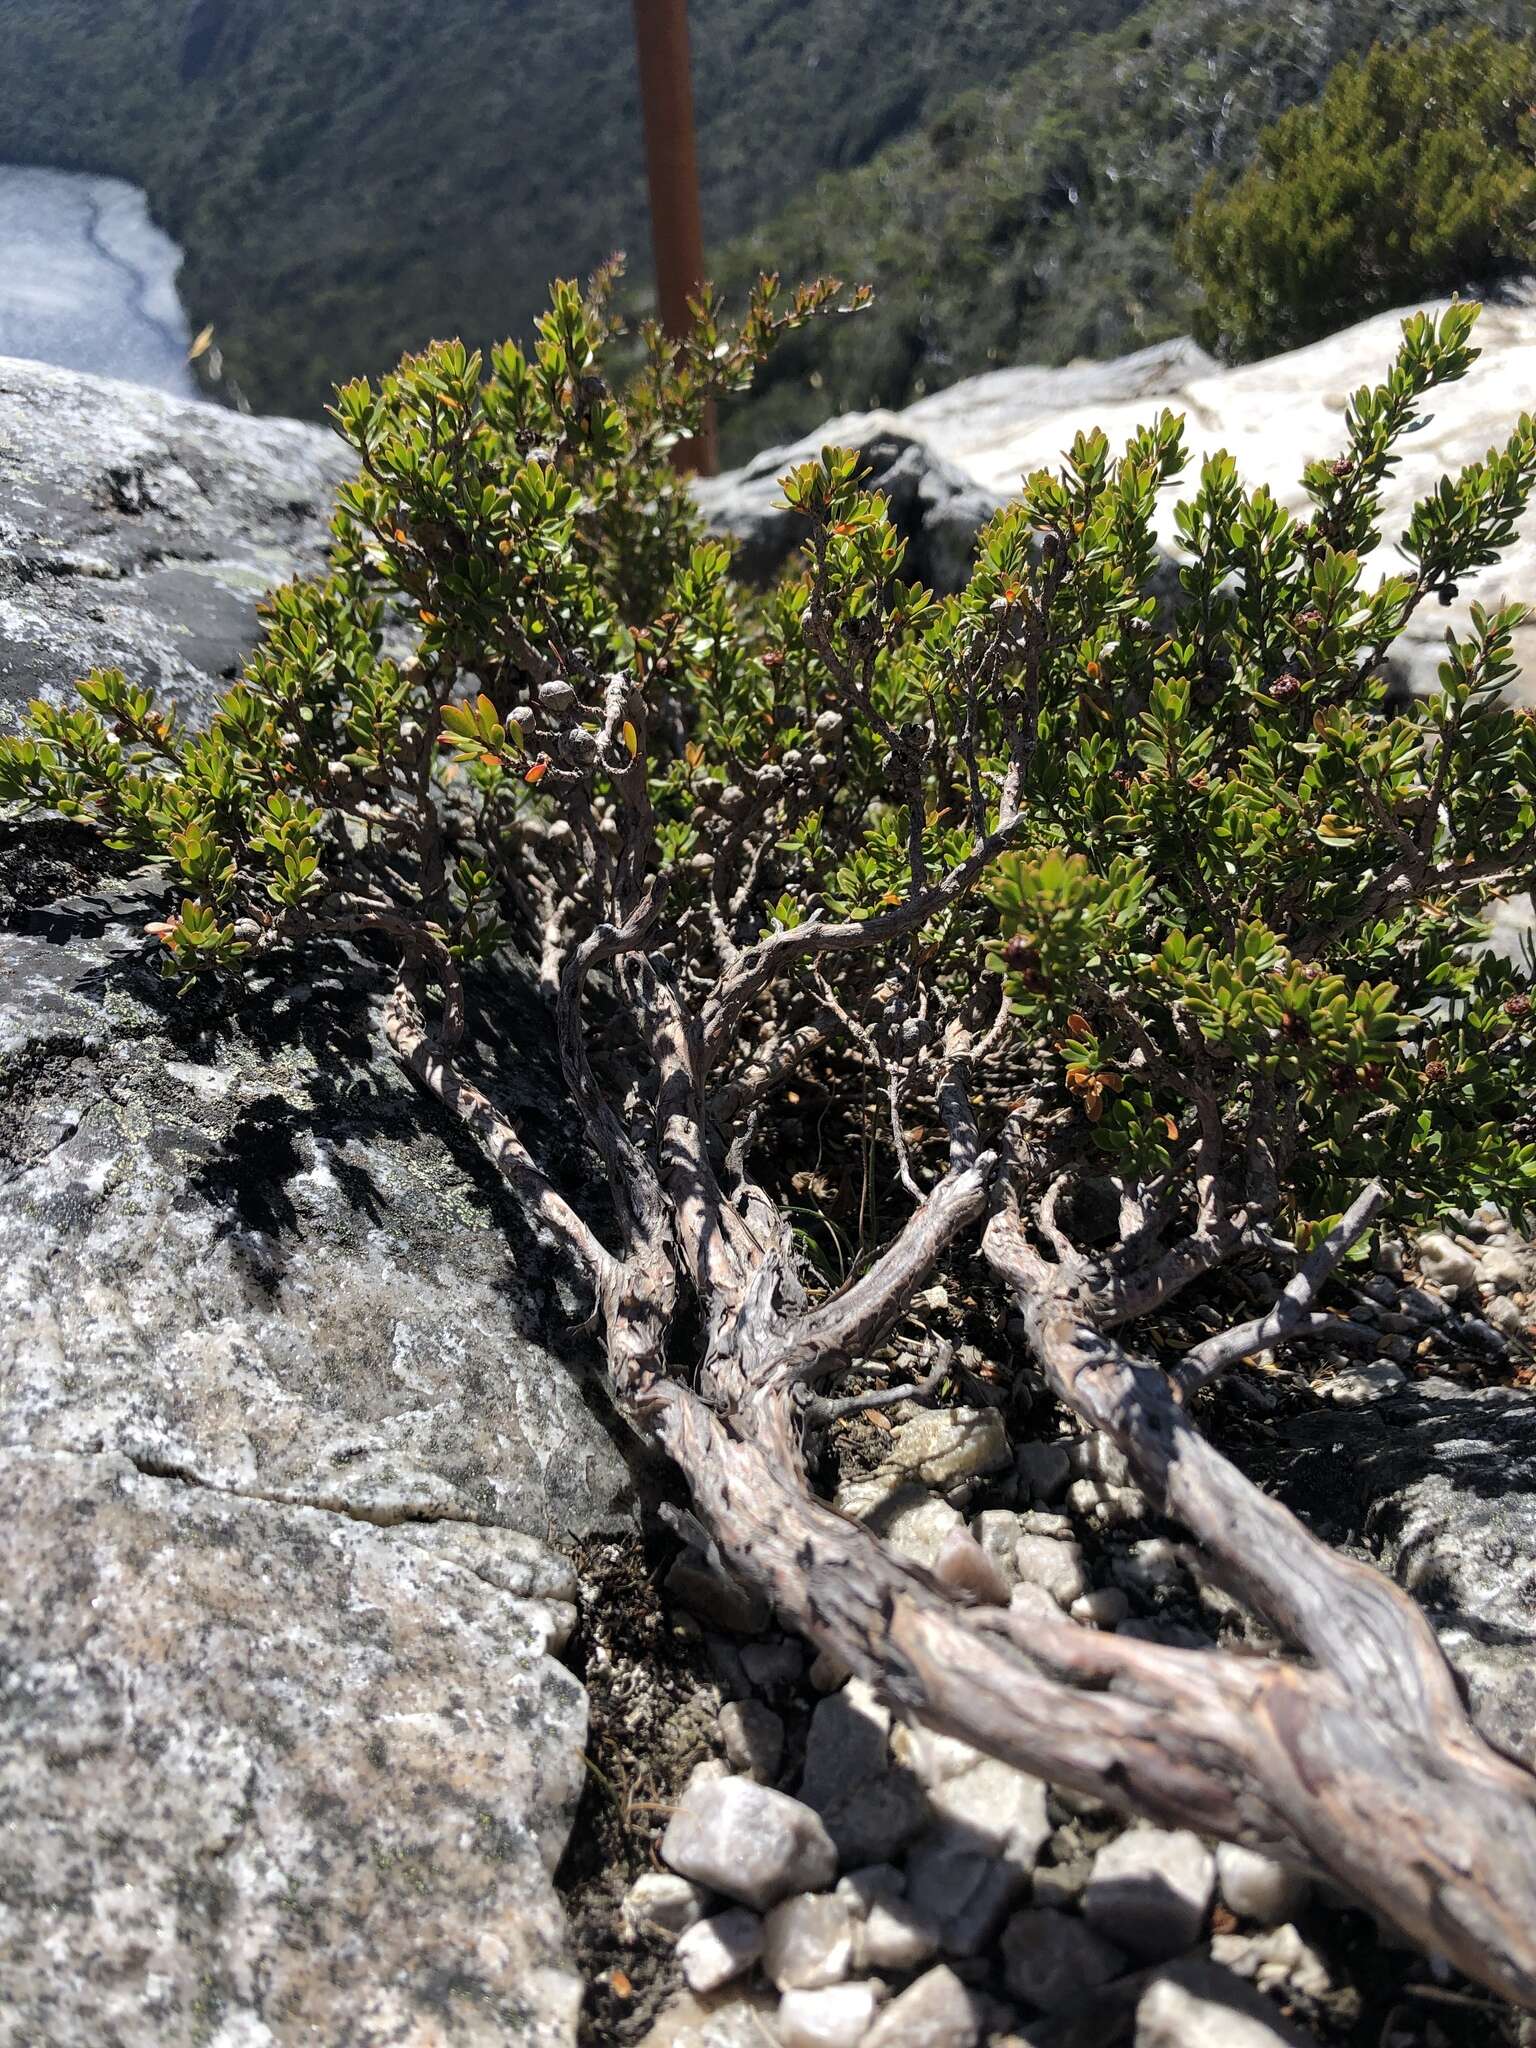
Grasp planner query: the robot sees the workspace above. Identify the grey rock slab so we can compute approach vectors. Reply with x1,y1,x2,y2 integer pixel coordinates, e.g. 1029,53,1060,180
0,354,349,728
662,1778,837,1911
1082,1827,1215,1961
695,422,1003,593
1268,1381,1536,1768
0,889,636,1545
0,1445,585,2046
1135,1960,1314,2048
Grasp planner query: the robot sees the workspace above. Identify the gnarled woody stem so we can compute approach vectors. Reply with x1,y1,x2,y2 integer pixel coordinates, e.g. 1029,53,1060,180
387,998,1536,2012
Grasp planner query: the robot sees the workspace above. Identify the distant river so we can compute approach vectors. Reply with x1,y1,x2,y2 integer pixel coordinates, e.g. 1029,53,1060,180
0,166,196,397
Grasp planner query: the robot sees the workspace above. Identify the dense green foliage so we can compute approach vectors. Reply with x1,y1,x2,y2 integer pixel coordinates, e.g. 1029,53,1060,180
1181,31,1536,361
716,0,1536,457
0,0,1136,417
3,285,1535,1235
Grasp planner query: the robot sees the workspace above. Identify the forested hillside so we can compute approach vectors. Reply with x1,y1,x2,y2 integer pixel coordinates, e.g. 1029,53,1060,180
717,0,1536,453
0,0,1138,416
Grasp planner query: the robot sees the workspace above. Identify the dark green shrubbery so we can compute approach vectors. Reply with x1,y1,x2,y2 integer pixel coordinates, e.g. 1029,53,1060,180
1183,30,1536,361
6,281,1536,1998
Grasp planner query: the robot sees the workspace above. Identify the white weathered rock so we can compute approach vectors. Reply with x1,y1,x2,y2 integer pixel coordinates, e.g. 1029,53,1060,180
675,1909,764,1994
1135,1960,1314,2047
622,1871,716,1942
719,1699,785,1783
1070,1587,1131,1629
885,1406,1012,1487
1210,1923,1333,2003
706,293,1536,697
836,1478,964,1568
1215,1845,1311,1925
1013,1532,1089,1609
1479,1245,1529,1292
1323,1360,1406,1407
1000,1907,1128,2012
912,1742,1052,1862
0,1447,585,2047
662,1778,837,1911
777,1980,888,2048
762,1892,857,1990
1489,1293,1529,1336
1415,1231,1479,1294
862,1964,979,2048
1083,1827,1215,1960
858,1895,942,1971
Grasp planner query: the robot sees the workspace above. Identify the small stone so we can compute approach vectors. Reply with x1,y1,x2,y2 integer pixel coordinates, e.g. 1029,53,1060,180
970,1509,1025,1588
1487,1294,1527,1336
665,1553,769,1634
620,1870,713,1942
685,1756,731,1792
836,1864,906,1908
1068,1432,1134,1487
1373,1236,1405,1278
1016,1440,1072,1504
1017,1509,1075,1539
676,1908,764,1993
926,1755,1052,1862
1379,1334,1416,1363
1070,1587,1130,1629
719,1699,784,1784
662,1778,837,1911
1030,1852,1092,1910
1000,1906,1128,2011
1215,1844,1311,1925
809,1648,851,1692
1322,1360,1405,1407
1397,1285,1448,1324
800,1679,925,1865
1415,1232,1477,1293
1066,1479,1149,1528
859,1895,942,1970
886,1407,1012,1487
862,1964,979,2048
1135,1960,1314,2046
1083,1827,1215,1959
866,1485,965,1568
905,1839,1029,1956
741,1639,804,1691
1115,1538,1183,1595
763,1892,857,1990
1014,1534,1089,1609
777,1980,887,2048
1210,1923,1332,2002
1008,1581,1065,1626
934,1525,1011,1604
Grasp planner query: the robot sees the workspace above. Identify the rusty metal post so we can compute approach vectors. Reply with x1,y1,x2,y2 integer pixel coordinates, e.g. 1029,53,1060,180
631,0,717,475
